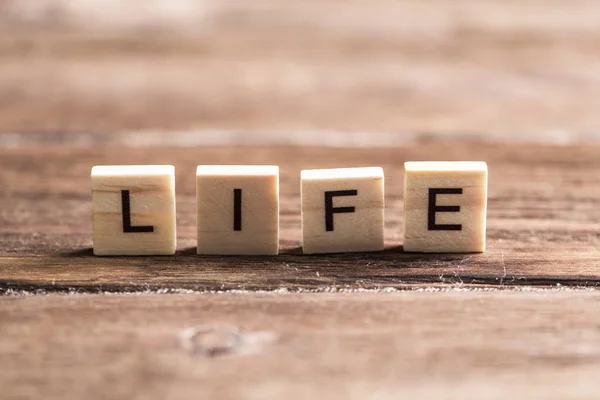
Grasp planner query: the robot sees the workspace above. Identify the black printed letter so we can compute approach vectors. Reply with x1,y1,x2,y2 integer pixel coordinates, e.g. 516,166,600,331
233,189,242,231
325,190,358,232
121,190,154,233
428,188,463,231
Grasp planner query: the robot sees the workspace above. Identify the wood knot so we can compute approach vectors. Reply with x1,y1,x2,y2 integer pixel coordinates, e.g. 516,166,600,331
180,326,244,357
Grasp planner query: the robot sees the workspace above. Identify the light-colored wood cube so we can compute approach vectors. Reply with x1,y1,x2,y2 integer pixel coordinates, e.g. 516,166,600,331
403,161,488,253
91,165,177,256
196,165,280,255
301,167,385,254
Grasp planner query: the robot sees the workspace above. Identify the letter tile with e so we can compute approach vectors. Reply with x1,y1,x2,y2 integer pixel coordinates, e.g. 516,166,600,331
92,165,177,256
403,161,488,253
301,167,385,254
196,166,280,255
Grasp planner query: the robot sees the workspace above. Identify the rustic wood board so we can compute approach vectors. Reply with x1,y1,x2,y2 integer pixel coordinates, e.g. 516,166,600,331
2,0,600,135
2,137,600,292
3,1,600,396
3,291,600,400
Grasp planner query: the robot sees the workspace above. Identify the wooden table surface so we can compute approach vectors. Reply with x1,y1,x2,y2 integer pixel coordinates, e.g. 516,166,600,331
2,133,600,293
3,133,600,399
3,1,600,398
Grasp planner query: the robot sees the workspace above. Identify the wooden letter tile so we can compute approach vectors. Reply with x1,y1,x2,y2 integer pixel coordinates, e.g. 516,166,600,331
92,165,176,256
196,165,279,255
403,161,488,253
301,167,385,254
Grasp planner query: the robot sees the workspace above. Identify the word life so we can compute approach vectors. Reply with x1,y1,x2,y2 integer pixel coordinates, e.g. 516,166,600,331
91,162,488,256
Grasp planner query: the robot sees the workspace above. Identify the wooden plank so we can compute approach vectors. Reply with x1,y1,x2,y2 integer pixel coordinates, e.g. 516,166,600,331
3,1,600,396
2,291,600,399
1,140,600,292
3,1,600,135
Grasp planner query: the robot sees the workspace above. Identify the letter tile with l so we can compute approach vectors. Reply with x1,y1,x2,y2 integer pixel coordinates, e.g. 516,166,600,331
91,165,177,256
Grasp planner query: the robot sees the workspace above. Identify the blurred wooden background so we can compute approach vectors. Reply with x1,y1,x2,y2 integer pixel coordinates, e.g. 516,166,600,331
0,0,599,138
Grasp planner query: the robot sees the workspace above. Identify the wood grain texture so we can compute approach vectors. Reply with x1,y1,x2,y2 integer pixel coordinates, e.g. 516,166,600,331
2,0,600,136
196,165,280,256
403,162,488,253
3,291,600,400
1,137,600,292
301,167,385,254
91,165,177,256
3,2,600,396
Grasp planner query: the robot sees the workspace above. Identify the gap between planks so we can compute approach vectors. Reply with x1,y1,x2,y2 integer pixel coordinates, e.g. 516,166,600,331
0,130,599,149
